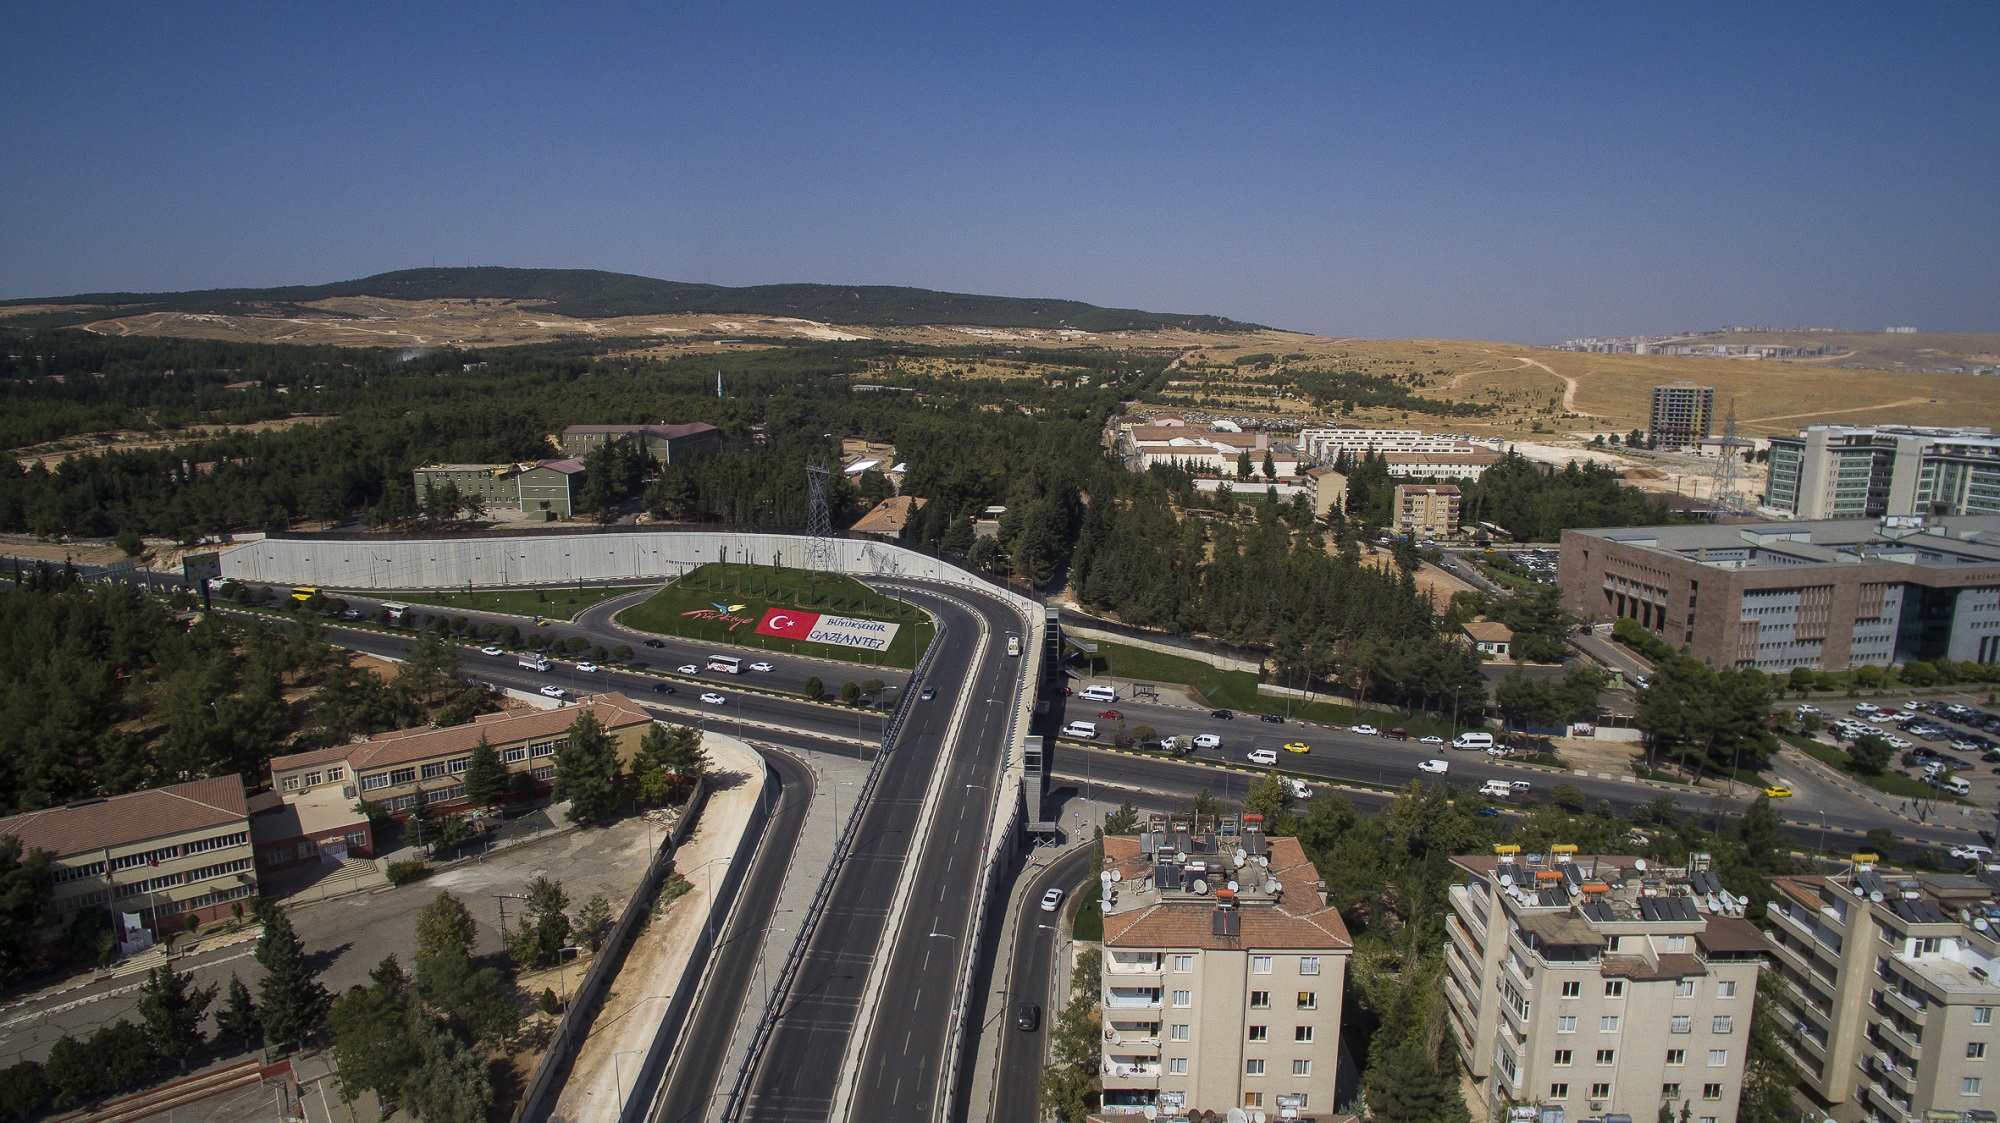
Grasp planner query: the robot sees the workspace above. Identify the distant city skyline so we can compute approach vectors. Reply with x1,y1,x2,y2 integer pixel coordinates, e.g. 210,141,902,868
2,4,1995,342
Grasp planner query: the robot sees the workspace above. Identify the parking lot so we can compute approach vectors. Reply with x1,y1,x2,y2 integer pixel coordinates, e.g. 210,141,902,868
1807,697,2000,814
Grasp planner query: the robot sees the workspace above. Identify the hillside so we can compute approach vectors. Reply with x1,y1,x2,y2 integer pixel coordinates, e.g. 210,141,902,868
0,266,1266,334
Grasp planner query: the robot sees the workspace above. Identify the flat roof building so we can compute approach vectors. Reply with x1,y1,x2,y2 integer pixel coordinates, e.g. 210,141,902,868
1299,428,1485,463
412,459,583,519
1396,483,1462,538
1122,427,1300,479
1098,814,1351,1118
558,422,721,462
1557,516,2000,672
1446,849,1767,1123
1382,449,1502,481
1764,425,2000,521
1650,384,1716,449
850,495,927,539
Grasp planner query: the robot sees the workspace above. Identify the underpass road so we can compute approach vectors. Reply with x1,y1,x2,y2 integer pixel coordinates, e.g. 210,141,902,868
986,847,1097,1123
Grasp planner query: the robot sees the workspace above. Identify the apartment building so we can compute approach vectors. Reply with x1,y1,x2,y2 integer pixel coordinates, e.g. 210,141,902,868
1396,483,1462,538
0,777,257,936
1122,427,1301,478
1649,384,1716,448
557,422,720,462
1445,848,1768,1123
1764,861,2000,1123
411,458,583,519
1304,467,1347,519
1764,426,2000,520
1382,450,1502,482
1557,516,2000,672
1099,815,1351,1117
1299,427,1484,463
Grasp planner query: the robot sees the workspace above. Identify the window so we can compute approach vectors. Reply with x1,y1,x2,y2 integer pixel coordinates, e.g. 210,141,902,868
1916,936,1942,955
1296,992,1316,1010
1168,1058,1188,1075
1662,1083,1682,1099
327,766,345,781
1252,956,1272,974
1275,1094,1307,1111
1707,1049,1727,1067
1242,1094,1263,1108
1245,1059,1266,1076
447,757,469,774
1291,1059,1311,1077
1716,980,1737,998
1171,990,1191,1008
1712,1016,1733,1034
1549,1084,1569,1100
1964,1077,1984,1096
530,765,554,780
1561,981,1582,998
388,767,416,785
1604,981,1625,998
1700,1117,1717,1123
1666,1049,1685,1066
1173,955,1193,972
1250,991,1270,1009
1968,1042,1987,1060
1664,935,1687,952
1299,956,1320,976
1676,979,1695,997
1590,1083,1611,1098
502,746,527,764
1246,1026,1265,1042
1553,1050,1573,1066
360,772,391,792
1600,1016,1620,1032
530,739,559,759
1671,1015,1692,1034
1702,1083,1722,1100
1294,1026,1313,1043
1557,1016,1577,1033
1172,1024,1190,1041
1595,1050,1615,1066
281,775,300,792
1973,1007,1992,1025
303,771,322,787
421,761,449,780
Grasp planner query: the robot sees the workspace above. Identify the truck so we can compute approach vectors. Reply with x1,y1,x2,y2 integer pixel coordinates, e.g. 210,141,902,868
518,654,551,672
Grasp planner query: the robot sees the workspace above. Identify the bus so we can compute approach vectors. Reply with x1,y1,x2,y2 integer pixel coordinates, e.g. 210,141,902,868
707,655,743,674
290,586,319,603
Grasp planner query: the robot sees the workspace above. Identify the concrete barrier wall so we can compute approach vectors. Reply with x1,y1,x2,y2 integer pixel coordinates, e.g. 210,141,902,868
1063,623,1263,674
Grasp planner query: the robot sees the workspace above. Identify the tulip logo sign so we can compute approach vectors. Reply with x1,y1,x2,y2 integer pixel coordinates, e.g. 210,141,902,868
681,602,755,631
755,607,901,652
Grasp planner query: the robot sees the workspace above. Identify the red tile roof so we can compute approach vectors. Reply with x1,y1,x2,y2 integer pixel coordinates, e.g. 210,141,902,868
269,692,653,776
0,777,249,859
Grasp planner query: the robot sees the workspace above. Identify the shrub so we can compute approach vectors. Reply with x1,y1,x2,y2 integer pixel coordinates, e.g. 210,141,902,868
385,860,430,886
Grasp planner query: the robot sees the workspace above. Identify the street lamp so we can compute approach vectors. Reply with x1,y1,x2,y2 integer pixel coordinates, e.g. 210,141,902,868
759,925,787,1016
611,1047,646,1116
690,855,733,948
557,945,587,1013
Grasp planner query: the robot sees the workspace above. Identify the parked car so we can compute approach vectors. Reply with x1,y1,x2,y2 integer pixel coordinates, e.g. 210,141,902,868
1259,713,1285,724
1417,759,1450,774
1350,724,1379,736
700,692,726,705
750,661,774,672
481,645,504,656
1247,748,1278,765
1486,745,1515,758
1949,844,1994,861
1419,734,1445,745
678,664,700,674
539,685,567,699
1385,728,1409,741
1040,888,1065,912
1193,733,1222,750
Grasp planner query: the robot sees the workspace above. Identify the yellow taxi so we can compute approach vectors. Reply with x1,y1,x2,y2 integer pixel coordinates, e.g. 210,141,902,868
1284,741,1311,754
1763,785,1794,798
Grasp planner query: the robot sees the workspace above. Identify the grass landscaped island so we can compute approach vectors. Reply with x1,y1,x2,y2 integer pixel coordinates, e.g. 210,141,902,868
616,563,934,669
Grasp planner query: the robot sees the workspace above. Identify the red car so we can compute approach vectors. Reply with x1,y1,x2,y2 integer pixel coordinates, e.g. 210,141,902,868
1099,708,1124,721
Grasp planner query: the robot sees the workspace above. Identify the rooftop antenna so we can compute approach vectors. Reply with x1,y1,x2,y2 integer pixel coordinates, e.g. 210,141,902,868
1706,397,1750,520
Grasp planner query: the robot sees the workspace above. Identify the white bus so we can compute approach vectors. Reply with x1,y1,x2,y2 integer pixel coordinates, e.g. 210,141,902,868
707,655,743,674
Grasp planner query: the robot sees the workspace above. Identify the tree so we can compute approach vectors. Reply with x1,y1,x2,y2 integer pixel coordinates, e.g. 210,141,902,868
1104,800,1140,834
462,736,507,807
1495,671,1565,730
802,675,824,701
1738,966,1805,1123
415,947,518,1047
1236,450,1254,477
399,630,461,707
1864,827,1897,854
254,904,332,1050
0,837,53,982
1038,989,1100,1122
552,711,620,827
215,974,261,1049
839,681,862,707
0,1060,48,1119
1244,771,1298,834
399,1022,494,1123
137,958,218,1066
1361,1039,1470,1123
1551,782,1586,810
509,876,571,969
572,893,614,951
1186,787,1222,820
328,957,422,1107
415,891,479,960
1849,733,1893,775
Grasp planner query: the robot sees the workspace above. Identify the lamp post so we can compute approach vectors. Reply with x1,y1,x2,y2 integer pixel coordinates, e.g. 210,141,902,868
557,944,587,1013
611,1047,646,1116
692,856,732,949
759,925,786,1017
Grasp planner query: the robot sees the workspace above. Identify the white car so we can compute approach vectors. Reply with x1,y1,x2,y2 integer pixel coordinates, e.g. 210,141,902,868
678,664,699,674
1192,733,1222,750
1419,734,1445,745
1040,887,1065,912
750,661,774,672
1417,759,1450,774
700,692,726,705
1795,704,1821,716
1951,739,1982,753
539,685,567,699
1247,748,1278,766
1288,778,1313,800
575,661,599,673
1486,745,1515,757
1949,845,1994,861
1350,724,1379,737
1885,736,1913,750
481,645,505,656
1867,713,1894,723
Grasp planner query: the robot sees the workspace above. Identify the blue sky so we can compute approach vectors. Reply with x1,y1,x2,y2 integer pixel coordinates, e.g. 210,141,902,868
3,3,1994,340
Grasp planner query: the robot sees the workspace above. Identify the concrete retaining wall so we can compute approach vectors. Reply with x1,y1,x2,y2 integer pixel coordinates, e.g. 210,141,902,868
1064,623,1263,674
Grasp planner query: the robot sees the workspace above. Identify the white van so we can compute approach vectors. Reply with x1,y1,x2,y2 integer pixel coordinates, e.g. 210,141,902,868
1061,721,1099,740
1452,732,1494,751
1942,775,1973,796
1080,684,1117,703
1480,779,1514,798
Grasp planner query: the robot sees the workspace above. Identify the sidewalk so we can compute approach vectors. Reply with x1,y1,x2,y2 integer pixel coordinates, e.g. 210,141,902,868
551,732,767,1123
697,740,873,1123
0,923,265,1016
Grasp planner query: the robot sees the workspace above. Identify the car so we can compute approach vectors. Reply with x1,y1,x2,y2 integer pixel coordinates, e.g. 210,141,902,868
643,639,666,648
1350,724,1379,736
1901,700,1921,711
1099,709,1124,721
1385,728,1408,741
539,685,567,699
481,645,504,656
1015,1002,1041,1032
1886,736,1913,750
1984,750,2000,764
920,687,937,701
1474,807,1501,818
651,682,675,694
1631,675,1649,690
340,609,363,620
1417,759,1449,774
1796,704,1821,716
1259,713,1285,724
1419,734,1446,745
1040,888,1065,912
1510,780,1532,792
575,661,599,673
678,664,699,674
1211,709,1234,720
1853,702,1881,715
1192,733,1222,750
700,692,726,705
1763,785,1794,798
1486,745,1515,757
750,662,774,672
1867,713,1895,723
1247,748,1278,766
1950,845,1995,861
1284,741,1310,754
1288,778,1312,800
1952,740,1983,754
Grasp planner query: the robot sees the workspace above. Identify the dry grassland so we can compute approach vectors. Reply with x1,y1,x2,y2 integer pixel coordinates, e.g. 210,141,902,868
9,415,334,466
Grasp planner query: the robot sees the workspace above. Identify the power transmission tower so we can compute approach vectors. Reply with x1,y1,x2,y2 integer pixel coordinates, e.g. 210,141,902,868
1706,398,1751,519
805,459,835,572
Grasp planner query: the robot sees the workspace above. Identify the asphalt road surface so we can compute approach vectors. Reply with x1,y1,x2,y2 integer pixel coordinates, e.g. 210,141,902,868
986,846,1096,1123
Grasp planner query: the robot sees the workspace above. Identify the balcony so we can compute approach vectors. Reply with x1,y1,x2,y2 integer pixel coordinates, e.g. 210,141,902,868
1448,887,1489,946
1869,1053,1916,1093
1102,1058,1161,1086
1766,929,1838,985
1106,953,1164,975
1446,942,1482,997
1444,972,1478,1029
1104,1025,1161,1051
1873,1016,1922,1057
1878,986,1928,1023
1105,989,1163,1010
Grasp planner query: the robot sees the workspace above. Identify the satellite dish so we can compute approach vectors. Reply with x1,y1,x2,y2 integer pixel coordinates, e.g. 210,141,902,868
1706,895,1721,913
1228,1109,1251,1123
1499,873,1515,887
1144,1110,1158,1121
1192,879,1208,895
1634,858,1648,871
1851,884,1867,897
1254,1114,1267,1123
1101,870,1114,884
1235,848,1248,865
1268,880,1282,894
1258,856,1270,867
1110,869,1123,883
1228,880,1240,893
1975,917,1990,931
1870,891,1885,903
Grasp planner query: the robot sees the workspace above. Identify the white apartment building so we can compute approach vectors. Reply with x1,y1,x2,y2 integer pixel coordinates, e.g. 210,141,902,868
1765,861,2000,1123
1299,427,1484,463
1122,426,1301,478
1445,848,1769,1123
1100,816,1351,1118
1382,449,1502,481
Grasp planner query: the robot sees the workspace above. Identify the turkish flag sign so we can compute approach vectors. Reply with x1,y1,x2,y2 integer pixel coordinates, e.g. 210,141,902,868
755,608,821,639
